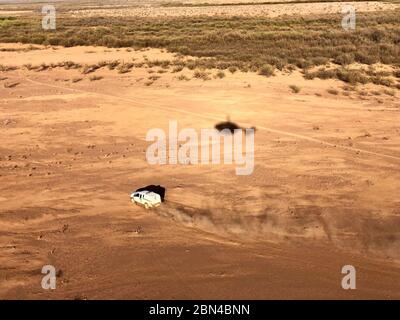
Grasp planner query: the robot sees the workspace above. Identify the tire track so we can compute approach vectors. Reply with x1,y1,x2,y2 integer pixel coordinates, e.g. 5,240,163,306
19,74,400,162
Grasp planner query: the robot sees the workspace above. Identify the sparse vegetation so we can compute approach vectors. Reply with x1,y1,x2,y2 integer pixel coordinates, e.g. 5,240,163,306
117,62,134,74
148,75,160,81
0,64,17,72
193,70,211,80
4,82,19,88
215,70,226,79
0,9,399,89
172,65,184,73
228,66,237,74
258,64,275,77
327,88,339,95
107,60,120,70
177,74,190,81
1,9,398,85
289,85,301,93
72,77,83,83
383,89,396,96
82,64,101,74
89,75,103,81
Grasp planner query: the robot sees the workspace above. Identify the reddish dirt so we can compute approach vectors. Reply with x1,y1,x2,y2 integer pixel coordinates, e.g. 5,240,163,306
0,44,399,299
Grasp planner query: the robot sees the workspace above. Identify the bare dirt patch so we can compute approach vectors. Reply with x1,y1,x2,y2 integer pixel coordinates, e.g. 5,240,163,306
0,45,399,299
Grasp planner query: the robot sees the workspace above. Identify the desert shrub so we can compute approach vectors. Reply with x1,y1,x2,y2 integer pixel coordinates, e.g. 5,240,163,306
258,64,274,77
177,75,190,81
342,85,356,91
147,59,170,68
172,65,184,73
215,70,225,79
266,57,286,70
89,75,103,81
334,53,355,66
82,64,101,74
193,70,210,80
4,82,19,88
289,85,301,93
370,29,386,42
107,60,120,70
23,63,33,70
383,89,396,96
294,59,312,69
228,66,237,74
337,69,369,85
36,63,50,72
148,75,160,81
186,61,197,70
327,88,339,95
0,64,17,72
370,76,394,87
62,61,81,70
117,62,134,74
310,57,329,66
304,68,337,80
355,52,379,65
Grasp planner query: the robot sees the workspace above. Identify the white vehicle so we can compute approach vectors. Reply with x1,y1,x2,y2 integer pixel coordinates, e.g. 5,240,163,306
130,190,162,209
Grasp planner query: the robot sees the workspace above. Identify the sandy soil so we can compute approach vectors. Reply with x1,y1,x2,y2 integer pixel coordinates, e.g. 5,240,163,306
1,1,398,18
68,1,399,18
0,44,399,299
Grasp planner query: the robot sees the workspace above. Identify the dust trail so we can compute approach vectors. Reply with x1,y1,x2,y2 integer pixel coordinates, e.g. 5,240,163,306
18,74,400,162
157,201,400,262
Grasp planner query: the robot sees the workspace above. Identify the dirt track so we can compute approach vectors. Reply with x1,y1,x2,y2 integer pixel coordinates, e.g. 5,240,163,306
0,44,399,299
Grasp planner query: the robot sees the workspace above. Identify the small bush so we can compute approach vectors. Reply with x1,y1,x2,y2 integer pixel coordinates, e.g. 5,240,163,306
383,89,396,96
82,64,100,74
4,82,19,88
371,76,394,87
89,75,103,81
289,85,301,93
193,70,210,80
337,69,369,85
0,64,17,72
148,75,160,81
107,60,120,70
228,66,237,74
172,65,184,73
258,64,274,77
117,63,134,74
177,75,190,81
215,70,225,79
327,88,339,95
334,53,355,66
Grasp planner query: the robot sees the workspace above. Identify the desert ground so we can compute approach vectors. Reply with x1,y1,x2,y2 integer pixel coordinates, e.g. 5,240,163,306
1,1,398,17
0,1,400,299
